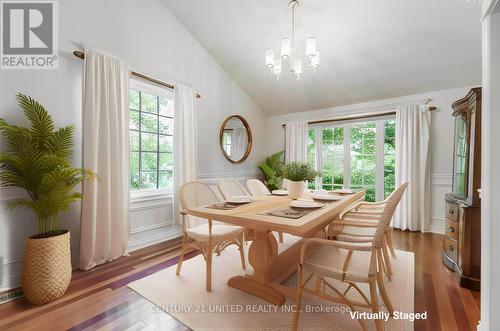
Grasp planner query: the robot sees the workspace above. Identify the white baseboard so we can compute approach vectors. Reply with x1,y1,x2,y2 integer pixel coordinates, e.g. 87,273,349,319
428,217,446,234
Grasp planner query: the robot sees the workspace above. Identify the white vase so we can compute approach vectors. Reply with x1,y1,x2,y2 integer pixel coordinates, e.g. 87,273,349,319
288,181,305,199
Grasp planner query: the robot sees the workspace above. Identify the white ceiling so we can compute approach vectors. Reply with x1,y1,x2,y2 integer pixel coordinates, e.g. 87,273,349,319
162,0,482,115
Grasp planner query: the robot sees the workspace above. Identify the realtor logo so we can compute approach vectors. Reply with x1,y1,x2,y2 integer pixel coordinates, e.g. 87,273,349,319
1,1,58,69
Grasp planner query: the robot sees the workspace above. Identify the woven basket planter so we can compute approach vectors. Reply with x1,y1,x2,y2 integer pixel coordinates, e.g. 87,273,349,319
22,230,72,305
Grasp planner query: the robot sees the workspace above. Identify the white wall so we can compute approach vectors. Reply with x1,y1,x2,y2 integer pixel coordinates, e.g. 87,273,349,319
0,0,267,291
266,86,480,233
480,2,500,330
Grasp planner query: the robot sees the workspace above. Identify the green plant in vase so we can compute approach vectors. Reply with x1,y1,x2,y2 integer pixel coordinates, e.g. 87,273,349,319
281,162,320,199
0,94,97,305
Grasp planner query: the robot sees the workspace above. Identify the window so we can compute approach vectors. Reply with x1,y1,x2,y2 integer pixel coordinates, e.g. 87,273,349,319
306,117,396,202
222,130,232,157
129,79,174,193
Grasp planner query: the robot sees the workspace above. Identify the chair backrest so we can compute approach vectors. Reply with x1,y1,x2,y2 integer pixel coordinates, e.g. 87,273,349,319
217,180,250,200
372,182,409,248
179,182,219,210
246,179,271,196
179,182,220,229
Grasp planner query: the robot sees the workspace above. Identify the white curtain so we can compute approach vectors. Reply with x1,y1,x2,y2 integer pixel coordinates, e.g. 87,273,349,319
393,104,431,232
79,48,129,270
173,84,197,226
232,127,247,160
285,120,308,163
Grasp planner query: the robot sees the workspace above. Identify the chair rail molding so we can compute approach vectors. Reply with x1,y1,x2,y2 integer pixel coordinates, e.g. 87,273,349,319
196,172,260,185
430,173,453,188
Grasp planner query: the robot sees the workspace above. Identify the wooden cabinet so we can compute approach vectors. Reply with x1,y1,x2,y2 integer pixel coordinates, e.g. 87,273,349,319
442,88,481,291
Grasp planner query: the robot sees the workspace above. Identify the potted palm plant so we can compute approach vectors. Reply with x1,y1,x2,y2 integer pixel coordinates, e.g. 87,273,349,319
281,162,320,199
258,151,284,191
0,94,96,305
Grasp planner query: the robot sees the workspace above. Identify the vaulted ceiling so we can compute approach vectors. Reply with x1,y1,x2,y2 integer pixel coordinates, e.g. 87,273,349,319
162,0,482,115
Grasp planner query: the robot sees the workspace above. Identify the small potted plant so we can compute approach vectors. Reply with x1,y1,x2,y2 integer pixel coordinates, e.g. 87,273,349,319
0,94,96,305
281,162,319,199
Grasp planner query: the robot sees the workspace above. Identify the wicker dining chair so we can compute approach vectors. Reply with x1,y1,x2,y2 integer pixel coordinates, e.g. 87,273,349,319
328,183,409,280
292,184,407,331
176,182,246,292
217,180,250,200
246,179,271,196
246,179,284,243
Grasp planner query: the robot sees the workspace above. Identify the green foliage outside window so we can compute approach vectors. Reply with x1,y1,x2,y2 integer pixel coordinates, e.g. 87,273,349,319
305,119,396,202
129,89,173,191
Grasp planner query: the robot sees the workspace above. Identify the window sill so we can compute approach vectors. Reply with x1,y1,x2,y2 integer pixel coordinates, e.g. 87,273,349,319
130,189,173,211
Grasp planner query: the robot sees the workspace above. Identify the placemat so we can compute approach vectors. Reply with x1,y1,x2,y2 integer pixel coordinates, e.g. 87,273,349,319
207,202,249,210
259,206,318,219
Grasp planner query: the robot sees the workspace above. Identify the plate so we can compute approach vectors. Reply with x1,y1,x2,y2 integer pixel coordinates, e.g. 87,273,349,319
311,193,342,201
310,189,329,194
334,189,355,194
272,189,289,196
290,200,324,209
225,196,252,204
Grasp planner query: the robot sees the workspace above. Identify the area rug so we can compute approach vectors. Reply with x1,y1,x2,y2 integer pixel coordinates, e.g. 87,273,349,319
128,235,414,331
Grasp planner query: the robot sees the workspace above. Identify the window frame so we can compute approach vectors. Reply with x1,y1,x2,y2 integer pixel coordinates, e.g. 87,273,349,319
308,115,396,201
129,78,175,201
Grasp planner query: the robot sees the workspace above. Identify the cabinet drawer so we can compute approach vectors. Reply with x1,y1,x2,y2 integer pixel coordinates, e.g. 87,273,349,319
445,201,459,221
446,219,459,241
444,237,458,262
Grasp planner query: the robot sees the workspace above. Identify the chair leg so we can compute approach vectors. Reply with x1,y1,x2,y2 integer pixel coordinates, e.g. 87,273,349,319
176,233,188,276
278,232,284,243
381,239,393,281
238,233,246,270
292,264,304,331
377,271,394,316
369,279,383,331
206,241,212,292
386,229,396,259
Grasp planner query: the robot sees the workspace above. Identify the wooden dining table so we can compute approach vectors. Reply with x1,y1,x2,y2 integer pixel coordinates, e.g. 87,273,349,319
186,191,365,305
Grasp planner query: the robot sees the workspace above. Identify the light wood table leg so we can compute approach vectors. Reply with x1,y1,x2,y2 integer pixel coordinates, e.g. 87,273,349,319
228,229,286,305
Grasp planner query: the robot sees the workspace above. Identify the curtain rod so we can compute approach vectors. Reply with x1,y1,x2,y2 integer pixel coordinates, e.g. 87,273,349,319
73,50,201,99
281,105,437,128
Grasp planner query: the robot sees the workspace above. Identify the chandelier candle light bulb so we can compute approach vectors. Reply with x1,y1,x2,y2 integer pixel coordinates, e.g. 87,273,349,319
265,0,319,80
273,59,282,78
265,49,275,69
306,38,317,58
311,51,320,69
281,38,291,59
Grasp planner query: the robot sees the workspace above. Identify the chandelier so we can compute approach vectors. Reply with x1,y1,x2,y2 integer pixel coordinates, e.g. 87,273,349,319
265,0,320,80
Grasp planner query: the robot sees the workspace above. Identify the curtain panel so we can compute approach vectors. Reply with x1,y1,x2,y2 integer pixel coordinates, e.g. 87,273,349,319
173,85,198,227
285,120,308,163
393,104,431,232
79,48,130,270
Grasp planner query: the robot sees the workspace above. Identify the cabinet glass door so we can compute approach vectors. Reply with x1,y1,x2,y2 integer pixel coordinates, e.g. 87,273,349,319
453,114,468,198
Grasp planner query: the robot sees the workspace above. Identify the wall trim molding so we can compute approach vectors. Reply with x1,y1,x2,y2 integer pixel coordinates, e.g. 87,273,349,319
197,172,260,186
130,222,172,235
430,173,453,188
428,217,446,234
127,224,182,252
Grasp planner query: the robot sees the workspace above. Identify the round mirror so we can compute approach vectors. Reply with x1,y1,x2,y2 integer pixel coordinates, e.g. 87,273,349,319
219,115,252,164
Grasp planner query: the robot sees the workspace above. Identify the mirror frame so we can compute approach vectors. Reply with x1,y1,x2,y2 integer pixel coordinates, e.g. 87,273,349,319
219,115,253,164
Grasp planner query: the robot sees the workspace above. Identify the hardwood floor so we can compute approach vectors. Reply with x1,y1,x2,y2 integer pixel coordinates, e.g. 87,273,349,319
0,231,479,331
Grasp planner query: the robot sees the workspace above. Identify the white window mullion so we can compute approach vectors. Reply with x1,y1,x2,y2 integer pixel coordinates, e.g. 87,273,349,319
375,120,385,201
315,127,322,189
343,124,351,189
